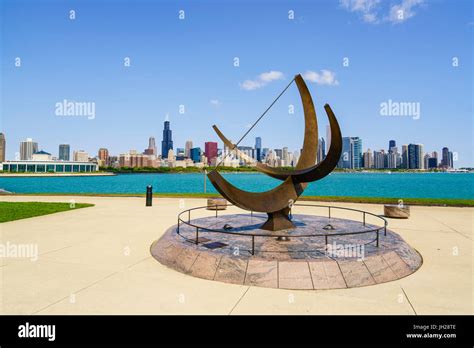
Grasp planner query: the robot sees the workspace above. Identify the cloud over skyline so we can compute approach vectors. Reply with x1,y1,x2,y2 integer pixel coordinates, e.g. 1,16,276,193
240,71,284,90
303,70,339,86
340,0,425,24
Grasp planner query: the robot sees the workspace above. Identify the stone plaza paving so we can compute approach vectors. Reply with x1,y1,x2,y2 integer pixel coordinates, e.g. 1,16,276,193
0,196,472,314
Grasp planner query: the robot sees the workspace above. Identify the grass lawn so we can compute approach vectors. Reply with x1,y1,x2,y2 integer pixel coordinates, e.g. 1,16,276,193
0,202,94,223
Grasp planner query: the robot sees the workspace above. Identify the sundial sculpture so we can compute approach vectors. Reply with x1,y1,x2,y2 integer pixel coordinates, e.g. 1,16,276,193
207,74,342,232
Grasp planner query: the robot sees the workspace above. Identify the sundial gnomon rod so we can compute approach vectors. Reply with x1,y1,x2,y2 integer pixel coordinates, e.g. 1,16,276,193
216,77,296,168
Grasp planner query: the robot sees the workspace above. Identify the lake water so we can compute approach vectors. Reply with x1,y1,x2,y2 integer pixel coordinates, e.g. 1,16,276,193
0,172,473,199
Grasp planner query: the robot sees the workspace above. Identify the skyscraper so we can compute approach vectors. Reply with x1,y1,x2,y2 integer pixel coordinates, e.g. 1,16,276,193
275,149,283,159
185,140,193,158
389,140,396,151
0,133,5,162
20,138,38,160
408,144,424,169
73,150,89,162
387,152,397,169
326,125,331,151
59,144,70,161
338,137,362,169
190,147,202,163
98,148,109,166
282,147,289,165
176,148,185,157
317,137,326,163
205,142,218,165
255,137,262,161
144,136,157,155
351,137,363,169
423,153,431,170
161,121,173,158
401,145,409,169
441,147,451,168
373,150,386,169
363,149,374,169
338,137,351,168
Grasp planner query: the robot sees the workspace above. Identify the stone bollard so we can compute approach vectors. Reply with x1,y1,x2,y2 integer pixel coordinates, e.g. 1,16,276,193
146,185,153,207
207,198,227,210
384,204,410,218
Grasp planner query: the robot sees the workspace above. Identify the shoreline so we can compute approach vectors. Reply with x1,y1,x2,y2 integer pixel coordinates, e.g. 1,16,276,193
1,192,472,207
0,172,116,177
1,171,472,176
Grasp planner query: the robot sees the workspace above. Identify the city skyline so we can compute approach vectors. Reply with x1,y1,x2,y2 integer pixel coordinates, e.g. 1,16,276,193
1,1,472,167
0,120,462,170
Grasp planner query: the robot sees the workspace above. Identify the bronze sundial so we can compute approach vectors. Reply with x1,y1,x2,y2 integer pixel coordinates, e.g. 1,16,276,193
207,74,342,232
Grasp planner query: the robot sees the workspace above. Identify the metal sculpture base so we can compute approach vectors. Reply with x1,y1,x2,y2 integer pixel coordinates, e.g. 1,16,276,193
151,213,422,290
260,208,295,232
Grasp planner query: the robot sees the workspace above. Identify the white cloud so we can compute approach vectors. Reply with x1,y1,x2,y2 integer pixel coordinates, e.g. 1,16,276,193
210,99,221,106
303,70,339,86
340,0,381,23
240,70,284,90
387,0,424,24
259,71,284,82
339,0,425,24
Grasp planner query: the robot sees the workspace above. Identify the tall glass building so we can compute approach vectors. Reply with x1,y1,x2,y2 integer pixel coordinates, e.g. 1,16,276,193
59,144,70,161
190,147,201,163
161,121,173,158
408,143,424,169
255,137,262,161
338,137,362,169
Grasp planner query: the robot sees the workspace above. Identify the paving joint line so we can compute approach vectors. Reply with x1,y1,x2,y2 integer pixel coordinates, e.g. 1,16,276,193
228,286,250,315
401,286,417,315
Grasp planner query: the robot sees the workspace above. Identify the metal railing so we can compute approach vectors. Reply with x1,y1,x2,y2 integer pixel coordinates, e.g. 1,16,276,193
177,203,388,256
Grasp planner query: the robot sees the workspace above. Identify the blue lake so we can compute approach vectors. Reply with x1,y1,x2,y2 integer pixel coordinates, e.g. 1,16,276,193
0,172,473,199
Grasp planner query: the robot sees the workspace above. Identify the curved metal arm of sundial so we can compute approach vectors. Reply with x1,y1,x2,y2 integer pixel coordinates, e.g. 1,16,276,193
207,74,342,216
255,104,342,183
207,170,305,213
212,73,317,172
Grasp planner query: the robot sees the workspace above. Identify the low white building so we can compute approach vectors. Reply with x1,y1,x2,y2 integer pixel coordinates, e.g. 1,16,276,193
1,160,98,173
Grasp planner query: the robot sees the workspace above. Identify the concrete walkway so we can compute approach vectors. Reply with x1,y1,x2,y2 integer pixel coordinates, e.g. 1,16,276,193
0,196,472,315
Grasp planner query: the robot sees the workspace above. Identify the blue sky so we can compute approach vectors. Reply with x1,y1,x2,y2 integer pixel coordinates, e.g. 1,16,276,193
1,0,472,166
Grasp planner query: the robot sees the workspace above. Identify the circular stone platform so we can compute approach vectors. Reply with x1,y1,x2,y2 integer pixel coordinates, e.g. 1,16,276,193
150,214,422,290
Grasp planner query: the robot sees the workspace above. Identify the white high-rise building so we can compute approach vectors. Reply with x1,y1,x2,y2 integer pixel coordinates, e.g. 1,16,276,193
282,147,289,165
20,138,38,160
373,150,386,169
363,149,374,169
167,149,175,162
387,153,397,169
73,150,89,162
326,125,331,151
423,153,431,170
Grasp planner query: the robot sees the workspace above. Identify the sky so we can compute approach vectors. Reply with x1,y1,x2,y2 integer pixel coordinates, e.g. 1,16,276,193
1,0,473,167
